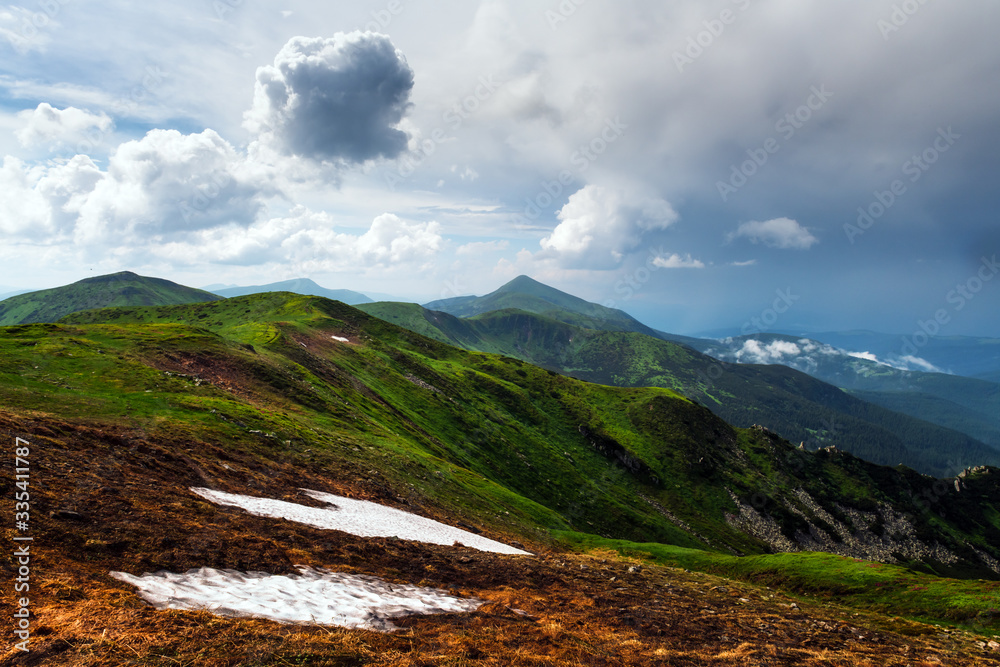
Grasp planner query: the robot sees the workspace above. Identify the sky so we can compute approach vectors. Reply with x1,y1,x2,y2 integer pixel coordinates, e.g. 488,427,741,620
1,0,998,337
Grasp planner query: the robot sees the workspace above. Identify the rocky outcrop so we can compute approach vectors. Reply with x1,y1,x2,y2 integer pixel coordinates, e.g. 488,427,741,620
724,487,961,566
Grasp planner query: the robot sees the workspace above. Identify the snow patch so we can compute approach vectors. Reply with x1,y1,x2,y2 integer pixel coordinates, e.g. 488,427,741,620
111,566,483,632
331,336,350,343
191,487,532,555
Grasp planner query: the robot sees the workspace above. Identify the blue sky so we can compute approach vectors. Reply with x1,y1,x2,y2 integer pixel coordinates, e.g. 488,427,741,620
1,0,997,337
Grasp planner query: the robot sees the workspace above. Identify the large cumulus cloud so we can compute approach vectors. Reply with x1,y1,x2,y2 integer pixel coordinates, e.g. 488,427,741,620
539,185,679,269
0,128,274,247
245,33,414,164
16,103,112,150
86,130,273,240
152,207,443,273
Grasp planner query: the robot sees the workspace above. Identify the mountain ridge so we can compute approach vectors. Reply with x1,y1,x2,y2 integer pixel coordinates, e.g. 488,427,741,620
46,291,1000,576
210,277,373,305
6,286,1000,662
359,302,1000,476
0,270,224,326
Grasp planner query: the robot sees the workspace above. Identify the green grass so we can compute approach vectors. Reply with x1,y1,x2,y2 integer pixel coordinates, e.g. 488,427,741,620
1,292,997,586
362,301,1000,478
0,271,222,325
557,531,1000,632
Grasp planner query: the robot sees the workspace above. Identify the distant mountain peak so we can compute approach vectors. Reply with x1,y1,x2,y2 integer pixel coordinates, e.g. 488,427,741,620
81,270,143,283
497,275,547,292
422,275,670,339
210,278,372,305
0,271,222,325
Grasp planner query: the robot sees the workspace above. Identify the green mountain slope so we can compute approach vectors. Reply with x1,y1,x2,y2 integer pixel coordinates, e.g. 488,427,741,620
851,389,1000,453
693,333,1000,450
34,293,1000,580
211,277,373,305
424,275,665,336
360,304,1000,477
0,271,223,325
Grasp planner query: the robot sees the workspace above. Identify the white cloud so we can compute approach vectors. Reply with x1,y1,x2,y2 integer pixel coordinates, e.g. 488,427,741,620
652,253,705,269
0,154,103,240
728,218,819,250
847,351,881,363
894,355,945,374
16,103,113,150
0,156,55,237
457,240,509,256
736,339,802,365
153,207,443,274
0,7,52,54
1,128,276,248
75,129,275,245
355,213,443,266
731,259,757,267
539,185,678,269
245,33,414,165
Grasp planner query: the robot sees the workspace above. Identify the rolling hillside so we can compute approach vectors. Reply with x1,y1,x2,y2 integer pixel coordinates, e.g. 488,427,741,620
47,293,1000,574
0,271,223,325
4,292,1000,663
360,302,1000,477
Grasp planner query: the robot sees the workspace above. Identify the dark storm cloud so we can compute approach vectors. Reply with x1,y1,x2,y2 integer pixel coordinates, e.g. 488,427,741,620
245,32,414,164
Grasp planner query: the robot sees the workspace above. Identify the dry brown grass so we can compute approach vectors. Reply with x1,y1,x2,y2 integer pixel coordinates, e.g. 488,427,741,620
2,410,1000,666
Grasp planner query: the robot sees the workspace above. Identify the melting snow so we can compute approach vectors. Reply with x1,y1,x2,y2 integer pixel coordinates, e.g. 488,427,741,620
110,567,482,632
331,336,350,343
191,487,532,555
